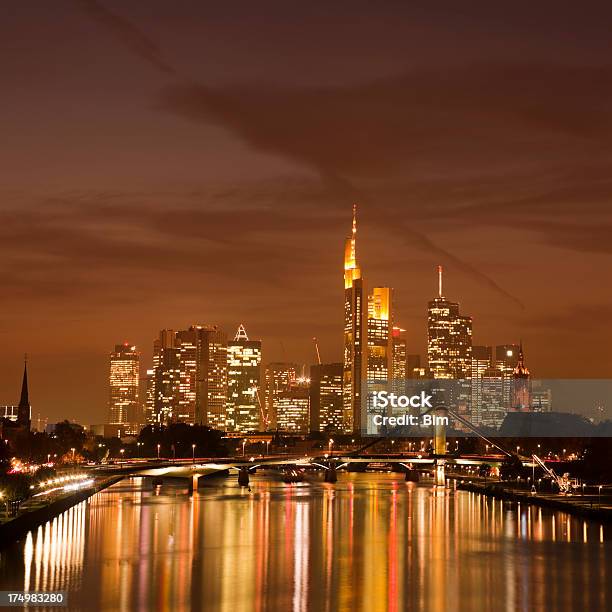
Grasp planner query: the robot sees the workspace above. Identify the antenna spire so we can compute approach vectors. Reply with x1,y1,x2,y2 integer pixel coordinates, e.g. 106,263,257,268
352,203,357,236
437,265,443,298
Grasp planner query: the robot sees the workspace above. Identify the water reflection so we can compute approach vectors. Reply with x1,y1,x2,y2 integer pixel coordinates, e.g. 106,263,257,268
0,474,611,611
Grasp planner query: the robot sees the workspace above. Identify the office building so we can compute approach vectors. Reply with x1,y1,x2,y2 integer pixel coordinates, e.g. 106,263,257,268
471,345,493,426
265,362,297,429
495,344,520,410
427,266,472,379
276,378,310,433
226,324,262,432
309,362,343,433
343,205,367,433
152,330,181,425
367,287,393,382
392,327,407,381
108,344,140,431
176,325,228,428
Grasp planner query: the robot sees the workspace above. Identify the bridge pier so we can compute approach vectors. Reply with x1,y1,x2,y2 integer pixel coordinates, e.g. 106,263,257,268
238,467,250,487
324,463,337,483
433,404,448,486
434,460,446,486
405,468,420,482
434,405,448,455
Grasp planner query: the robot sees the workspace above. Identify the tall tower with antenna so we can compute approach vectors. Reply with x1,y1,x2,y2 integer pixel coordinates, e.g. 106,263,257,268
427,266,472,379
343,204,367,433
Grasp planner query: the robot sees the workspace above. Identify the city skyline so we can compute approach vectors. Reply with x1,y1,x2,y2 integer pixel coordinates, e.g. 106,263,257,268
2,227,584,426
3,2,612,423
97,207,543,434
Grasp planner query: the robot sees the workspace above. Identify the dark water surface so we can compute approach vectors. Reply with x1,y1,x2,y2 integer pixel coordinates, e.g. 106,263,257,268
1,473,611,611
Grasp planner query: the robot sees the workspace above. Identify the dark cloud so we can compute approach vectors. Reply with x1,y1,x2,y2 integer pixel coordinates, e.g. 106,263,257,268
74,0,178,76
159,64,612,177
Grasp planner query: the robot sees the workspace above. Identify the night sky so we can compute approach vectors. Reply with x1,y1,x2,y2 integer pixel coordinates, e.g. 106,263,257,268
2,1,612,423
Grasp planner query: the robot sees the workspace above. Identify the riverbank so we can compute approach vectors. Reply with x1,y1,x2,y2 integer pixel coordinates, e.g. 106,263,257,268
0,475,123,548
458,480,612,522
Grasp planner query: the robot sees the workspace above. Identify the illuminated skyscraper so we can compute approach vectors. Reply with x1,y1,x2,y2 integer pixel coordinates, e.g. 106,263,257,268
108,343,140,431
392,327,407,381
494,344,520,410
152,330,181,425
471,345,493,425
367,287,393,382
276,378,310,433
309,362,343,433
144,369,155,424
427,266,472,421
176,325,228,428
480,366,505,428
343,204,366,433
265,362,297,429
226,324,262,432
427,266,472,379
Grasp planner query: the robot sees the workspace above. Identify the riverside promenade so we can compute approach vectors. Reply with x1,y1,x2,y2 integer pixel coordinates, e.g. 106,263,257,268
0,475,123,547
458,480,612,522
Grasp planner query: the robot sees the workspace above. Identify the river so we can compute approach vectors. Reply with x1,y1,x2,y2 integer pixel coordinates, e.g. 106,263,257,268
1,473,611,611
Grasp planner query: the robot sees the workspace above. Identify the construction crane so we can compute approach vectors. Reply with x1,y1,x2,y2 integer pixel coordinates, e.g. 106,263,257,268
253,385,269,430
312,337,322,365
532,454,576,494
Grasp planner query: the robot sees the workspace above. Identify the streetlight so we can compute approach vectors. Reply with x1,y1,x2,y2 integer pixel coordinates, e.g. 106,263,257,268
599,485,602,508
266,440,271,455
328,439,334,456
157,444,161,460
192,444,196,463
47,453,51,464
71,447,76,463
516,446,520,455
242,439,247,457
120,448,125,465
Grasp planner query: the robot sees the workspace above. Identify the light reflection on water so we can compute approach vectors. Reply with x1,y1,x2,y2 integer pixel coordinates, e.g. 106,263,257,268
1,474,611,611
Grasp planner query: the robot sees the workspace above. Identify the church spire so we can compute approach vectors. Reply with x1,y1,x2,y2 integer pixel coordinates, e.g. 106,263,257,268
19,355,29,408
18,354,31,429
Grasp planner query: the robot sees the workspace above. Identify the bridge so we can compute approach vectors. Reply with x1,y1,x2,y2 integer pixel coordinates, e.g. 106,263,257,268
92,406,535,488
91,451,509,489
